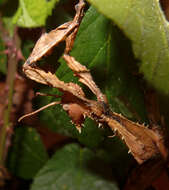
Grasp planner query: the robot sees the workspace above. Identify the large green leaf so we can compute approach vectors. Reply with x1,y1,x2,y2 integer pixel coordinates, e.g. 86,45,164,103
7,126,49,179
31,144,119,190
87,0,169,94
71,6,147,121
13,0,59,27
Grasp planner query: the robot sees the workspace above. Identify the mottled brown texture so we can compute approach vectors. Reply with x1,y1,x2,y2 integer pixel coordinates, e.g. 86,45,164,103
25,0,85,65
20,0,168,166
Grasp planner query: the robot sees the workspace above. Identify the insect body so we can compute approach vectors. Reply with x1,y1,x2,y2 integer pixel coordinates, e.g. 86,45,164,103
19,0,168,164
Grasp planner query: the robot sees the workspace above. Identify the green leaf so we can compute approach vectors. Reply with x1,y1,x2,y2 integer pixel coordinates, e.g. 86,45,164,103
7,126,49,179
96,137,133,181
38,97,78,136
31,144,119,190
0,0,7,5
22,40,34,59
71,6,147,121
0,37,7,74
87,0,169,95
76,118,104,148
13,0,59,27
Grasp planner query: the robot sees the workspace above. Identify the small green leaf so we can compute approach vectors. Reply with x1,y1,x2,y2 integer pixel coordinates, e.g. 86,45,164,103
7,126,49,179
87,0,169,95
31,144,119,190
13,0,59,27
0,37,7,74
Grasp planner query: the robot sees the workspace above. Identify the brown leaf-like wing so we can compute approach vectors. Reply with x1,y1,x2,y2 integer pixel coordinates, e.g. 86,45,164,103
25,0,85,65
106,112,166,164
26,22,76,65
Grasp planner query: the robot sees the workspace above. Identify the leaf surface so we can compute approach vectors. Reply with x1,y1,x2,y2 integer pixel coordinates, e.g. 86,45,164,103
31,143,119,190
13,0,59,27
7,126,49,179
0,0,6,5
71,6,147,121
87,0,169,94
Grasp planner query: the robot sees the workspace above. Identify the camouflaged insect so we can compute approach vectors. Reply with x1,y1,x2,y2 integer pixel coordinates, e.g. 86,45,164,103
19,0,168,164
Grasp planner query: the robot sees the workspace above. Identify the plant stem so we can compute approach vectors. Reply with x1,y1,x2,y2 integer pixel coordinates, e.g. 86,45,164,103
0,53,17,165
0,27,20,165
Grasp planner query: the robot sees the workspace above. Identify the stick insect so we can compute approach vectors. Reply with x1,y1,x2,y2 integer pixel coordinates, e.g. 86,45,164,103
19,0,168,164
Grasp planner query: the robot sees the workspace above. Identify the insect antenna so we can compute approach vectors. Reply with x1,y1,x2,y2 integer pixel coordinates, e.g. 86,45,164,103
18,101,60,122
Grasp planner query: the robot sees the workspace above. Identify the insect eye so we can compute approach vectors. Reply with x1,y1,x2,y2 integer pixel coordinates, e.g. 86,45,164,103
75,4,79,12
